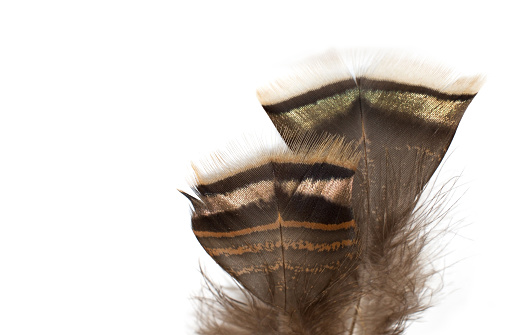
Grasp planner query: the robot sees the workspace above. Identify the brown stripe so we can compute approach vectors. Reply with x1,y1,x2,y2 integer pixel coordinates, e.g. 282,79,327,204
281,177,353,207
196,180,274,216
199,176,353,217
231,256,356,276
282,239,356,252
262,79,357,114
205,241,279,256
193,218,355,238
194,221,281,238
362,89,471,128
268,90,359,131
197,162,355,198
360,78,477,101
266,86,473,132
205,239,356,256
263,78,475,116
281,219,355,231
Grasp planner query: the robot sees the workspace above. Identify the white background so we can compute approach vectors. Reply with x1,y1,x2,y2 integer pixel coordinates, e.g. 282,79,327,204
1,1,511,334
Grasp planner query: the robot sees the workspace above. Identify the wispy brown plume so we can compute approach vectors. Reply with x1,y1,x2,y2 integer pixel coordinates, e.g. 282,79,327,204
353,159,459,334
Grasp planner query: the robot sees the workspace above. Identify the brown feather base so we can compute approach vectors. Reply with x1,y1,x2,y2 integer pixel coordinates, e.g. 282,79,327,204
196,270,360,335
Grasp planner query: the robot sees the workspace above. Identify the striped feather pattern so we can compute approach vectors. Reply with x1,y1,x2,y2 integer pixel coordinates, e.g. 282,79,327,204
183,134,360,312
183,51,484,335
257,53,483,253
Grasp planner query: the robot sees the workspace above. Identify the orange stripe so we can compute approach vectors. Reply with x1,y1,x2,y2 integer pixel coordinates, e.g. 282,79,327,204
231,255,357,276
193,221,280,238
204,239,356,256
194,217,355,238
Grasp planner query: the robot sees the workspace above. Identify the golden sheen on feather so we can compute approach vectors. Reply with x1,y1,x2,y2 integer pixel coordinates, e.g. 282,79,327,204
181,51,484,335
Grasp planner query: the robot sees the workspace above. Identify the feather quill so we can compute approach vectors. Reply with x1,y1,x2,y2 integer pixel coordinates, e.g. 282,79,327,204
181,50,484,334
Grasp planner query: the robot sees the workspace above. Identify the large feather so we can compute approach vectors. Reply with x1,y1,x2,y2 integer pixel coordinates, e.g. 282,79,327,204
257,51,484,334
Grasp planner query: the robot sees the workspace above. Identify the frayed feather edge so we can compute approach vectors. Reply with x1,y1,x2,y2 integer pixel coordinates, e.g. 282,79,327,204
194,267,362,335
256,48,485,105
353,169,464,334
188,129,361,187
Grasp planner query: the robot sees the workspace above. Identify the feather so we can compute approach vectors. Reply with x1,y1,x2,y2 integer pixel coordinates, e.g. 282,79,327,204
257,51,484,334
183,132,363,334
181,50,484,334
